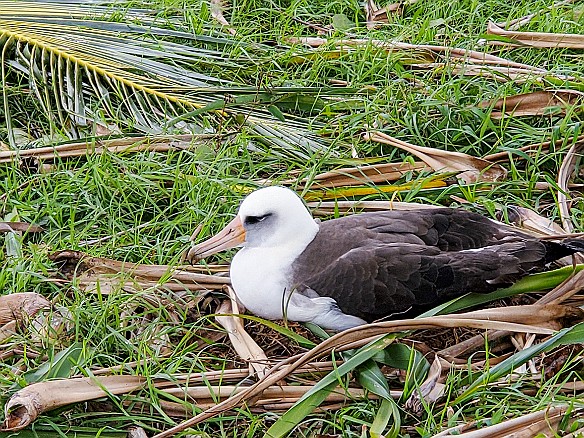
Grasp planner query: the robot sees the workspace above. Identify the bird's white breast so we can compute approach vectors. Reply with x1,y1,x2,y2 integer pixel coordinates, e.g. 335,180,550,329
230,241,368,331
230,246,298,319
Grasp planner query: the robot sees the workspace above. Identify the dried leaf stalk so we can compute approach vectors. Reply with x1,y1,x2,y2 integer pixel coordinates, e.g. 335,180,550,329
480,90,584,118
487,22,584,49
215,292,270,377
2,376,146,432
50,250,230,293
0,293,51,325
0,134,218,163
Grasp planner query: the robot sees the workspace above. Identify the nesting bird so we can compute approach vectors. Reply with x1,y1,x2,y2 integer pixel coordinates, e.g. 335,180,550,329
187,186,584,331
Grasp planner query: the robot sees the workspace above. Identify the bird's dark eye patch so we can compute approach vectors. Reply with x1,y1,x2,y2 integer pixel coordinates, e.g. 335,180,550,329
245,213,272,225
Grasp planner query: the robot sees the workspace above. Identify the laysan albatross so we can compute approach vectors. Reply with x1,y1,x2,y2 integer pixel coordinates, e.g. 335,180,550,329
187,186,584,331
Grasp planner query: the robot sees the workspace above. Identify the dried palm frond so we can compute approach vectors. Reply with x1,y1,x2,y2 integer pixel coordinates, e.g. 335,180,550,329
0,1,354,160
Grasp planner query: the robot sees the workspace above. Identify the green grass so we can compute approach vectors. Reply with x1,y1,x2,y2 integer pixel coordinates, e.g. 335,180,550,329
1,0,584,436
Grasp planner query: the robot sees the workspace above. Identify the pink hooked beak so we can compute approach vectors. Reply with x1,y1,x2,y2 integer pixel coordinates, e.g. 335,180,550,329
186,216,246,263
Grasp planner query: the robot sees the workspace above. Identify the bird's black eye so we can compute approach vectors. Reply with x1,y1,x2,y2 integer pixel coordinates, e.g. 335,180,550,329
244,213,272,225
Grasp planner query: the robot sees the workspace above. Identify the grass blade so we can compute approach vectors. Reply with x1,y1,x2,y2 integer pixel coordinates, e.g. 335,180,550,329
263,335,396,438
456,321,584,403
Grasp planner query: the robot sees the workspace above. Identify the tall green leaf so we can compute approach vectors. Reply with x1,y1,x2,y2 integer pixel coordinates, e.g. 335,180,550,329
456,322,584,403
263,334,396,438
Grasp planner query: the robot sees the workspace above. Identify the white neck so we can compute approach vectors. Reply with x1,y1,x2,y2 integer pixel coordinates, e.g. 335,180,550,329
230,221,319,320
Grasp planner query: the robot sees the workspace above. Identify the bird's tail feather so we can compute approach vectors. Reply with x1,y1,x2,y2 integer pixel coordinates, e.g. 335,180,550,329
562,238,584,253
544,238,584,263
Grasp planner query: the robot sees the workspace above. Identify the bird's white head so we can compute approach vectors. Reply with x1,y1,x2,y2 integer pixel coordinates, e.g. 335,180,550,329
187,186,319,261
237,186,317,248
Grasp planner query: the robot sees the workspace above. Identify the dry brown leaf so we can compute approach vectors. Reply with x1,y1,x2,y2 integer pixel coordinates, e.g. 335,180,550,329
538,269,584,306
480,90,584,118
498,206,581,268
440,275,584,360
364,131,507,183
0,293,51,325
215,288,270,378
0,321,17,344
365,0,387,28
264,161,427,191
3,361,364,430
133,396,353,417
50,251,231,350
505,206,568,237
163,384,379,405
411,62,558,82
2,375,146,432
491,0,577,32
438,329,510,360
0,222,43,233
485,134,584,162
303,161,427,189
365,0,402,29
405,354,444,415
487,21,584,48
289,37,546,72
210,0,237,35
288,36,558,83
558,140,584,233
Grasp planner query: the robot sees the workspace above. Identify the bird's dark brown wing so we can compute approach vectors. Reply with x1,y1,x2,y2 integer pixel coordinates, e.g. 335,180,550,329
293,240,548,322
325,208,532,251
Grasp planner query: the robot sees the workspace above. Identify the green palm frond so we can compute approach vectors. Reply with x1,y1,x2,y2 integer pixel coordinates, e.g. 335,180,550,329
0,1,358,158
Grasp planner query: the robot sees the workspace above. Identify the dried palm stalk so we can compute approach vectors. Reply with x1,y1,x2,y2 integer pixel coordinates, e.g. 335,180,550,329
432,404,581,437
0,134,218,163
50,250,229,294
298,161,427,189
289,37,546,72
491,0,577,31
438,270,584,360
215,290,270,377
485,134,584,162
2,360,353,431
557,140,584,233
2,375,146,432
